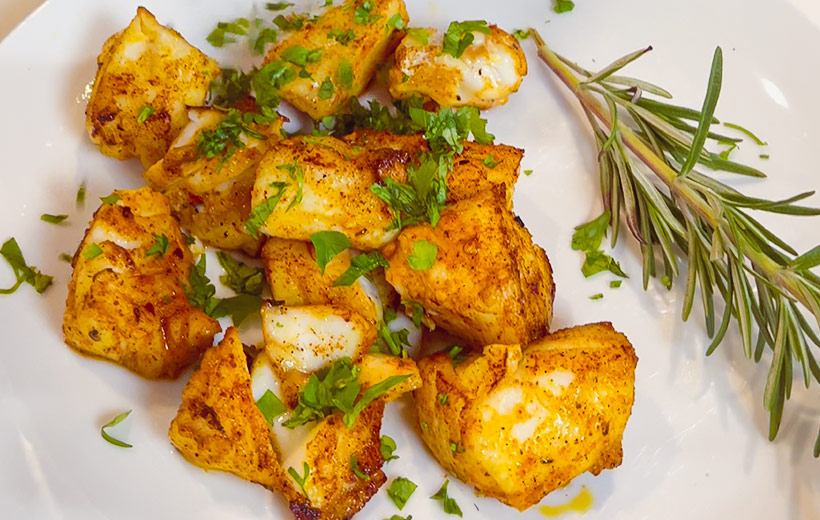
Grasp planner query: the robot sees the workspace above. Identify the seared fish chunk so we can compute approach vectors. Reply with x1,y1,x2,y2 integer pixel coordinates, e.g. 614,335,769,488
388,25,527,109
384,190,554,347
413,322,638,510
251,136,397,249
263,0,408,119
169,327,294,495
86,7,220,167
144,107,283,256
343,129,524,210
62,187,220,379
250,353,389,520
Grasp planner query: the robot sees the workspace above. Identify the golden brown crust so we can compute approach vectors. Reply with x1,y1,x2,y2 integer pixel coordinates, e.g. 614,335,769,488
86,7,220,168
169,328,293,495
384,190,553,347
414,323,638,510
62,186,220,379
263,0,409,119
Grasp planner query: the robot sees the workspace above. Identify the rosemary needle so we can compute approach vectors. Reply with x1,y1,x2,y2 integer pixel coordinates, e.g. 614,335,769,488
530,29,820,457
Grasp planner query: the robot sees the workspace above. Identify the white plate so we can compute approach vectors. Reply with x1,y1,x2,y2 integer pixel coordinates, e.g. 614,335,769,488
1,0,819,518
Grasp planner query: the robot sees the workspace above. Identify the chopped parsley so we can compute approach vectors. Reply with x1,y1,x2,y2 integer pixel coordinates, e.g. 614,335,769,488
282,357,409,429
252,27,278,55
590,293,604,300
329,28,356,44
273,13,305,31
310,230,352,274
144,234,169,258
256,389,287,427
100,193,121,205
371,155,447,230
196,109,270,165
438,393,449,404
512,29,530,40
40,214,68,224
380,435,398,462
447,345,467,368
100,410,132,448
82,243,103,260
431,480,462,517
611,280,622,289
375,319,411,357
207,18,251,47
350,455,370,481
186,255,218,315
245,181,289,239
385,13,405,31
407,28,430,45
524,169,533,176
403,300,425,327
276,161,304,210
216,252,264,295
354,0,382,25
0,238,52,294
482,154,501,169
252,60,298,111
288,462,310,496
318,77,335,100
337,61,354,89
571,211,627,278
553,0,575,13
59,253,72,263
281,45,322,67
333,251,389,287
386,477,417,510
441,20,490,59
266,2,293,10
76,181,86,207
406,240,437,270
137,105,155,124
210,293,264,327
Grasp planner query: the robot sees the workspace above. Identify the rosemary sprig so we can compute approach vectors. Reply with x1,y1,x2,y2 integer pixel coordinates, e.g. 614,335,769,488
530,29,820,456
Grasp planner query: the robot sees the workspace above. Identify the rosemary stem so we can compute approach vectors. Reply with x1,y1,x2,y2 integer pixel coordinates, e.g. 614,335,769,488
530,29,802,308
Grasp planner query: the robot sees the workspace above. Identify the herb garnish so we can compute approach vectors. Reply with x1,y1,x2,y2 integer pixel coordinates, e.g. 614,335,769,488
245,181,289,239
76,181,86,207
333,252,389,287
207,18,251,47
41,214,68,224
100,193,121,205
318,77,335,100
571,211,627,278
216,252,263,295
144,234,169,259
386,477,417,510
288,463,310,496
266,2,293,11
196,109,270,164
82,243,103,260
256,389,287,427
553,0,575,13
0,238,52,294
310,230,352,274
350,455,370,481
385,13,405,32
354,0,382,25
441,21,489,59
282,357,409,429
100,410,133,448
431,480,462,516
380,435,398,462
329,28,356,44
406,240,437,270
407,28,429,45
137,105,154,124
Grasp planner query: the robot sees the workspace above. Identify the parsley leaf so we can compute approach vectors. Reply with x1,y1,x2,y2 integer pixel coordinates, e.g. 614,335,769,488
310,231,352,274
406,240,437,270
431,480,462,517
40,214,68,224
582,250,627,278
276,162,304,210
100,193,121,205
571,211,609,252
611,280,623,288
447,345,467,367
266,2,293,10
137,105,155,124
441,20,490,59
350,455,370,481
375,319,411,357
590,293,603,300
407,28,429,45
0,238,53,294
371,155,447,230
329,28,356,44
76,181,86,207
386,516,412,520
403,300,425,327
282,45,322,66
554,0,575,13
288,463,310,496
185,255,218,315
282,357,409,429
338,61,354,89
385,13,405,31
318,77,335,100
380,435,399,462
354,0,382,25
482,154,501,169
252,60,297,111
216,252,264,295
333,251,389,287
438,393,449,404
145,234,169,258
524,169,533,176
512,29,530,40
207,18,251,47
196,109,269,165
100,410,132,448
82,243,103,260
386,477,417,510
59,253,72,263
274,13,305,31
210,294,264,326
252,27,278,55
256,389,287,427
245,181,289,239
